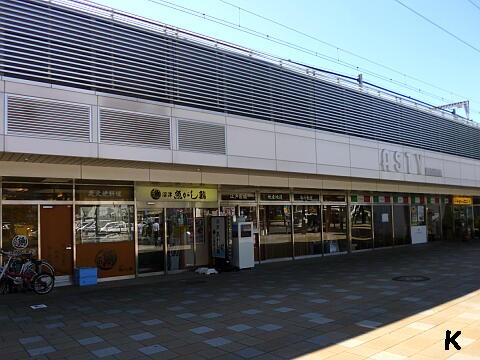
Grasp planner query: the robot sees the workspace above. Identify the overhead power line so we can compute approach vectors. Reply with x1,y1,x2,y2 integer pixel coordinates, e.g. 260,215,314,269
394,0,480,54
145,0,460,104
220,0,471,106
467,0,480,12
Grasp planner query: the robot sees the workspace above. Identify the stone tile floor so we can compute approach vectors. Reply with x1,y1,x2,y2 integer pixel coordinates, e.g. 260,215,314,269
0,241,479,359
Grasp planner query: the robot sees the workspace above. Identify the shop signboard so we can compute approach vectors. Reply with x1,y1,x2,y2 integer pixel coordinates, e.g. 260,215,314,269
293,193,320,202
221,192,256,201
260,193,290,201
136,186,218,202
452,196,473,205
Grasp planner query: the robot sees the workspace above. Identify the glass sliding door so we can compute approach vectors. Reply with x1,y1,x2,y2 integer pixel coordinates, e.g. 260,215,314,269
350,205,373,251
427,204,441,241
323,205,348,254
166,208,194,271
293,205,321,257
194,208,217,267
373,205,393,248
393,205,411,245
259,205,292,260
2,205,38,253
137,209,165,273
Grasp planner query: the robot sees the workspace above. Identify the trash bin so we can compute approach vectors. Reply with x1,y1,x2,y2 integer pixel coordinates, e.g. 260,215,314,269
74,267,98,286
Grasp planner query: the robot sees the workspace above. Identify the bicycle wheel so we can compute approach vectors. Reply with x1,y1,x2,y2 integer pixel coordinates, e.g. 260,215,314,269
31,273,55,295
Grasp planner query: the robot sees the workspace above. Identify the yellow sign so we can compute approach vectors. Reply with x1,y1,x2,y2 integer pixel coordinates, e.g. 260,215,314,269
136,186,217,202
452,196,472,205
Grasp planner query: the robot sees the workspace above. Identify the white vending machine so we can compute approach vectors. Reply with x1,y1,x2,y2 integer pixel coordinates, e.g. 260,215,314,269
232,222,255,269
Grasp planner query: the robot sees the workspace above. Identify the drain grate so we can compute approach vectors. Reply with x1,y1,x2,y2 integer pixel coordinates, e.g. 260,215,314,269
392,275,430,282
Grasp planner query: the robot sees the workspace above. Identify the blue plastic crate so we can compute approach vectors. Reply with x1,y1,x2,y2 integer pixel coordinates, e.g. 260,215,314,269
74,267,98,286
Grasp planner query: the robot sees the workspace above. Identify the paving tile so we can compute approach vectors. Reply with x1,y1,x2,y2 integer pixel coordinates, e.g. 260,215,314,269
309,317,334,324
91,346,122,358
257,324,282,331
177,313,196,319
141,319,164,326
82,321,102,328
344,295,363,300
27,346,56,357
309,298,329,304
263,300,281,305
235,347,265,359
190,326,214,334
204,337,232,347
78,336,104,346
202,312,222,319
271,294,287,299
167,306,186,311
19,336,44,345
129,332,155,341
356,320,383,328
248,295,265,299
370,351,406,360
228,324,252,332
274,307,295,313
45,322,65,329
127,309,145,314
306,335,336,346
138,344,168,355
241,309,262,315
406,322,436,331
96,322,119,329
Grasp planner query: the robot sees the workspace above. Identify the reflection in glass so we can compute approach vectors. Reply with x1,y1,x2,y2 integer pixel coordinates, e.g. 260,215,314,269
350,205,373,250
259,205,292,260
442,204,453,241
137,209,164,273
195,208,216,267
373,205,393,248
453,205,474,241
166,208,194,271
75,205,134,244
2,183,72,201
427,205,441,241
393,205,411,245
2,205,38,252
474,206,480,240
323,205,348,254
293,205,321,257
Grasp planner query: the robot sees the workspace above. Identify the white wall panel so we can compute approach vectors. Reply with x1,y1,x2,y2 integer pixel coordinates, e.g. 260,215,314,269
350,145,379,170
316,140,350,167
275,133,316,163
461,163,476,180
5,136,97,158
99,144,172,163
173,150,227,167
276,160,316,174
316,164,350,177
443,160,462,179
228,155,276,171
227,126,275,159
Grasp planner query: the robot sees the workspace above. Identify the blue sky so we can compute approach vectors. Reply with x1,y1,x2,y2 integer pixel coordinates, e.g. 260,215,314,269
89,0,480,122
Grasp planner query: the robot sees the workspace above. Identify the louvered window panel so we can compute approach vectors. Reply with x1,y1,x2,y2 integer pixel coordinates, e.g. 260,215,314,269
178,120,225,154
7,95,91,141
100,108,170,149
2,0,480,161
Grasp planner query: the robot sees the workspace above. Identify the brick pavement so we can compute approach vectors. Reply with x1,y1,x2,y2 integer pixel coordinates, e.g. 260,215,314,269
0,241,479,359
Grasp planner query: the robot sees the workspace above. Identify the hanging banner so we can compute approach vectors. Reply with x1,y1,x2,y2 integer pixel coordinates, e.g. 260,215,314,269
136,186,217,202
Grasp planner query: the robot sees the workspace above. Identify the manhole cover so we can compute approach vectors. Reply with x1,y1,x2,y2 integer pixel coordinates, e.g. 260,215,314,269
183,280,207,285
392,275,430,282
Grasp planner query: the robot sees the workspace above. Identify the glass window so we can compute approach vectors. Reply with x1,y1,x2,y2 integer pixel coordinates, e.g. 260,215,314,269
75,205,135,278
2,183,72,201
137,209,165,273
259,205,292,260
373,205,393,248
323,194,345,202
195,208,217,267
323,205,348,254
394,205,411,245
2,205,38,253
411,205,426,226
474,206,480,240
350,205,373,251
293,205,321,257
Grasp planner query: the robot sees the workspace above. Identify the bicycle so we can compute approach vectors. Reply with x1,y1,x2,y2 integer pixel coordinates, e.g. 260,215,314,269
0,249,55,295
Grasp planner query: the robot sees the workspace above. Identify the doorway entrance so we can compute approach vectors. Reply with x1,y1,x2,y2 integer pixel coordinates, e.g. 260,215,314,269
40,205,74,276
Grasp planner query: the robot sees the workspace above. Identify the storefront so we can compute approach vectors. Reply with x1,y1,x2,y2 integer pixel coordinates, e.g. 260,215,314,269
2,177,480,283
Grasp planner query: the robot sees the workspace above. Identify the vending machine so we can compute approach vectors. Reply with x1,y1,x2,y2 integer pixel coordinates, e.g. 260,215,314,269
211,216,233,270
232,222,254,269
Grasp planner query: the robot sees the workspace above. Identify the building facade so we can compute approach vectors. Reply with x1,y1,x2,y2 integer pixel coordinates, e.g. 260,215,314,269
1,0,479,283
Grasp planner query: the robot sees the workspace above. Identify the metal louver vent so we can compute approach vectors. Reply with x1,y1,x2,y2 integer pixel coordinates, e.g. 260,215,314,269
6,95,91,141
178,119,225,154
99,108,170,148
